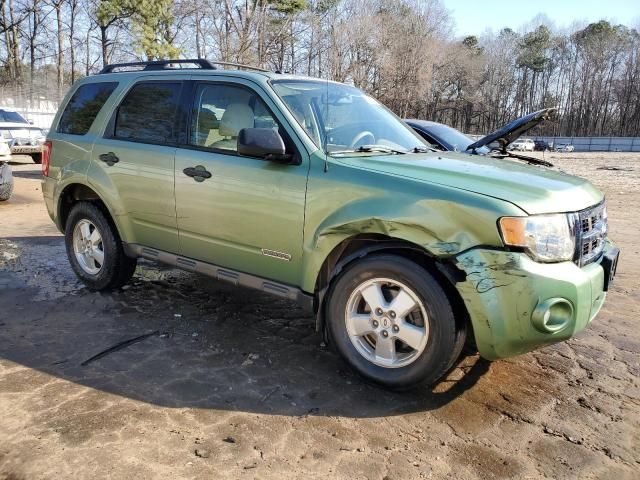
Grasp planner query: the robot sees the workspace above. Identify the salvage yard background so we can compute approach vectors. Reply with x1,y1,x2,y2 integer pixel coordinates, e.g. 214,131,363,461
1,0,640,478
1,0,640,139
0,152,638,479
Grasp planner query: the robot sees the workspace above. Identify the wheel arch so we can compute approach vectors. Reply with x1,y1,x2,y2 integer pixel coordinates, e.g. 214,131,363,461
57,183,121,238
311,233,472,345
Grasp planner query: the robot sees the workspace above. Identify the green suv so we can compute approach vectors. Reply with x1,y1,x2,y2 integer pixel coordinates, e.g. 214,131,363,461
42,59,619,389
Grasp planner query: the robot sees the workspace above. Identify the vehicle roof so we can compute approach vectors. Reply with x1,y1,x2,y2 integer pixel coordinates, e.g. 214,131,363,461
404,119,447,129
77,68,339,86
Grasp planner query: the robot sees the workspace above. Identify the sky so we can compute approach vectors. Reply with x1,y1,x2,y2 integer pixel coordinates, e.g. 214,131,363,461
443,0,640,37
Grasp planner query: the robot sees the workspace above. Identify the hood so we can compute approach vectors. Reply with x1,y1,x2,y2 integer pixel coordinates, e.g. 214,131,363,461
467,108,556,152
341,151,603,215
0,122,43,131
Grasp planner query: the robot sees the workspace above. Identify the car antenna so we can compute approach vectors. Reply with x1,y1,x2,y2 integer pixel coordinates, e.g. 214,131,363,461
323,75,330,173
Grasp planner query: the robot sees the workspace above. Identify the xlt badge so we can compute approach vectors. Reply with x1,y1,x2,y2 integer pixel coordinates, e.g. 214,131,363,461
261,249,292,261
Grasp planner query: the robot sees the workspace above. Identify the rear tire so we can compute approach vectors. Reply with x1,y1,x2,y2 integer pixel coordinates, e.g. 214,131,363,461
326,254,464,390
0,181,12,201
31,153,42,164
0,164,12,201
65,202,137,290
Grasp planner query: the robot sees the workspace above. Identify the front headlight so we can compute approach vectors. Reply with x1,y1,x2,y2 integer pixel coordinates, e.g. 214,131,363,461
499,214,575,262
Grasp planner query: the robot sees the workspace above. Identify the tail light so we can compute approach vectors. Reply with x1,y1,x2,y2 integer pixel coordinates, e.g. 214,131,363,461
42,140,52,177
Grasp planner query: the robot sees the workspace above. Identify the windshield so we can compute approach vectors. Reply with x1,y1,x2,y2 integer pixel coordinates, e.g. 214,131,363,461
0,110,28,124
271,79,427,154
426,124,490,154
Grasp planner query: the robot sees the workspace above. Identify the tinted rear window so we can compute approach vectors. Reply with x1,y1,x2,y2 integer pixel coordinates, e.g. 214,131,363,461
57,82,118,135
114,82,182,144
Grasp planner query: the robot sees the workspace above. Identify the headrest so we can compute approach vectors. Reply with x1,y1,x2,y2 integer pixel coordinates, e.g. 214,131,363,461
219,104,254,137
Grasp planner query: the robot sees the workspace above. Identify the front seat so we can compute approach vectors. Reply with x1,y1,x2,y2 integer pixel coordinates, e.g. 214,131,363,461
211,103,254,150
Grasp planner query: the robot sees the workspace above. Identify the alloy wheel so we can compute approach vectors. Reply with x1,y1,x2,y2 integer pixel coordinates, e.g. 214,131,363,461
72,219,104,275
344,277,429,368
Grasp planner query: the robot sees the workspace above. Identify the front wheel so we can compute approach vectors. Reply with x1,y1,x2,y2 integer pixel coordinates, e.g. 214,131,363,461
65,202,137,290
326,255,464,389
31,153,42,164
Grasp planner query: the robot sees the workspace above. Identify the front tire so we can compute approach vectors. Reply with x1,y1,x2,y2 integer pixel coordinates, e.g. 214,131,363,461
31,153,42,164
326,255,464,389
65,202,137,290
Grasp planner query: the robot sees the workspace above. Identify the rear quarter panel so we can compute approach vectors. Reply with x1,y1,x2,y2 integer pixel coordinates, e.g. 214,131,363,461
46,77,135,238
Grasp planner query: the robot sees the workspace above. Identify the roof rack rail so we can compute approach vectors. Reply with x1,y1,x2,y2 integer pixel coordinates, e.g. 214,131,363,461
99,59,217,74
207,61,269,73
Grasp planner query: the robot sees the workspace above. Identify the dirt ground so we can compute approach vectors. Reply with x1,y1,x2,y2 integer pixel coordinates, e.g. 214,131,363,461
0,153,638,480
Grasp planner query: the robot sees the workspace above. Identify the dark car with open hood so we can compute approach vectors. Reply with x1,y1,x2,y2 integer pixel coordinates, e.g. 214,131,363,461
405,108,557,167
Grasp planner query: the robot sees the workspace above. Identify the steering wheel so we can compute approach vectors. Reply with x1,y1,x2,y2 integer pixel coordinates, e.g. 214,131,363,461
350,131,375,149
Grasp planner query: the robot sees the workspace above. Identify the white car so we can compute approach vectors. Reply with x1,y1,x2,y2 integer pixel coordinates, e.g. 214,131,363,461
0,109,46,163
555,143,575,152
509,138,535,152
0,138,13,201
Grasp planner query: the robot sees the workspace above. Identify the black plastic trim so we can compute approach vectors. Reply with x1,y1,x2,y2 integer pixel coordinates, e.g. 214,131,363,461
123,243,313,310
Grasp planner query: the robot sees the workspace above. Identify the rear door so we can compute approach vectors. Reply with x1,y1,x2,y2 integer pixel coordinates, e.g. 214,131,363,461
174,79,309,285
89,78,184,253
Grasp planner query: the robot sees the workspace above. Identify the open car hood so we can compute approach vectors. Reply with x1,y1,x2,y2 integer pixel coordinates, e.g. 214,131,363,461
467,108,556,152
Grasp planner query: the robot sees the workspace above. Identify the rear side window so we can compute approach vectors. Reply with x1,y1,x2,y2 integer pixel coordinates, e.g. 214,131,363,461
57,82,118,135
114,82,182,144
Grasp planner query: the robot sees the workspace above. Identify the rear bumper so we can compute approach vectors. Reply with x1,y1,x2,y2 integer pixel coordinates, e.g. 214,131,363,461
454,241,615,360
41,175,60,229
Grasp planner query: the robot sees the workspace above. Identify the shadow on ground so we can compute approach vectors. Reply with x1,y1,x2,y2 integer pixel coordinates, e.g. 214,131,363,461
0,236,490,419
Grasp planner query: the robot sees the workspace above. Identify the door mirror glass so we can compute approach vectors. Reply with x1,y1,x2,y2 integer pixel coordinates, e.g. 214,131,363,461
237,128,290,162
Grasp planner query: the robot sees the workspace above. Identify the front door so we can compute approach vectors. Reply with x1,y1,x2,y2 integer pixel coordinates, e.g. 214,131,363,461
174,80,308,285
89,79,183,253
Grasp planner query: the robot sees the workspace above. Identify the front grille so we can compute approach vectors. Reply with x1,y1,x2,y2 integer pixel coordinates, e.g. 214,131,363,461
572,201,607,266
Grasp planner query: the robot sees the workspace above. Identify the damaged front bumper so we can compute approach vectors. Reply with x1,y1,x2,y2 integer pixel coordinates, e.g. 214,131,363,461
454,241,617,360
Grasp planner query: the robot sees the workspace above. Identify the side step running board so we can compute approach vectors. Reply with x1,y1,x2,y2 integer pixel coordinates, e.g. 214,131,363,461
123,243,313,310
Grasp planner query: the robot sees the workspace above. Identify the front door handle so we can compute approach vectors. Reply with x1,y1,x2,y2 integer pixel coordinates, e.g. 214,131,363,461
183,165,212,182
99,152,119,166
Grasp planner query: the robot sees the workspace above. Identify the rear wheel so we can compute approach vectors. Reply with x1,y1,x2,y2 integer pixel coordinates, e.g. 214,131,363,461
326,255,464,389
65,202,137,290
0,164,12,201
0,181,12,201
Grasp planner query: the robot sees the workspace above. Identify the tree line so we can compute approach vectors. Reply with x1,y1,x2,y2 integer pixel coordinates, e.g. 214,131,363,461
1,0,639,137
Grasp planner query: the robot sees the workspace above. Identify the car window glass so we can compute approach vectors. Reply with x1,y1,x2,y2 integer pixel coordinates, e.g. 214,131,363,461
190,83,281,153
415,131,442,150
272,80,426,153
57,82,118,135
114,82,181,144
0,110,29,123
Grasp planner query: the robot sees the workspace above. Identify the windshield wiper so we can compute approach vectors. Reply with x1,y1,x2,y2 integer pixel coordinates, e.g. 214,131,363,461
330,144,407,155
356,145,407,154
411,145,437,153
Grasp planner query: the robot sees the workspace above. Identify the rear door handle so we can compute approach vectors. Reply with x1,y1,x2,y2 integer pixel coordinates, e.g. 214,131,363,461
183,165,212,182
99,152,119,166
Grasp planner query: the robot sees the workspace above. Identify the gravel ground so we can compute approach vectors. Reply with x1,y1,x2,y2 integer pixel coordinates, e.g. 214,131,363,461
0,153,638,479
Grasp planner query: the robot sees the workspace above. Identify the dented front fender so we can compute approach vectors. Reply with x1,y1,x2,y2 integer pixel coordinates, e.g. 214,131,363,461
300,156,525,293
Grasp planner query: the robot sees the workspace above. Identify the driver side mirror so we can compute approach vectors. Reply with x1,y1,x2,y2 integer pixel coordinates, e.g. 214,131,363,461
237,128,293,163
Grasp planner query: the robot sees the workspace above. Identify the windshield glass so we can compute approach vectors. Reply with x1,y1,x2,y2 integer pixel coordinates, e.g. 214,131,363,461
0,110,28,124
271,79,427,154
425,123,490,154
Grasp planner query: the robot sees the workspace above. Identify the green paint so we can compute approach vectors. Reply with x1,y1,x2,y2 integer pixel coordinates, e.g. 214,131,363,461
43,68,615,360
